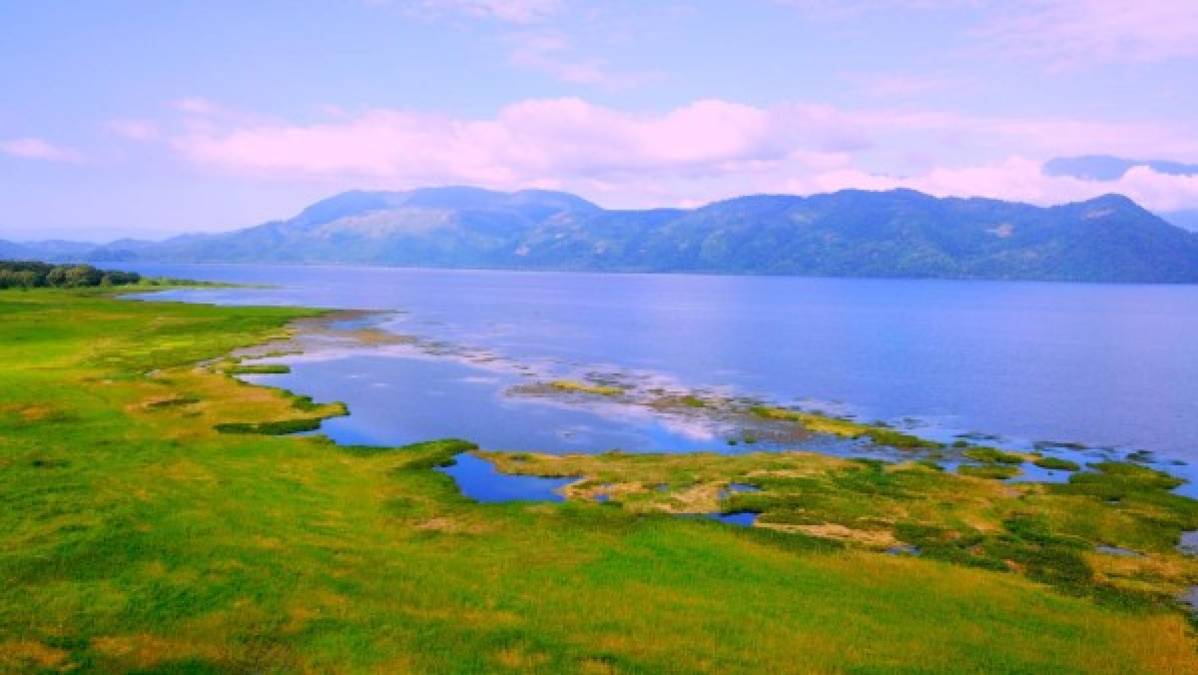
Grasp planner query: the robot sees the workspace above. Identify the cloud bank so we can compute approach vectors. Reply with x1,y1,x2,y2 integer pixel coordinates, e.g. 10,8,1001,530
786,0,1198,67
0,137,83,163
165,97,1198,212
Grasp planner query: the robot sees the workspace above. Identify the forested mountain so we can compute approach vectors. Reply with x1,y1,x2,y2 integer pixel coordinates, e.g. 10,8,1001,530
9,186,1198,283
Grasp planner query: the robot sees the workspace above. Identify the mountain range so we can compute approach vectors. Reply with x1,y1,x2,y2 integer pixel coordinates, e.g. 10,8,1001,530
5,186,1198,283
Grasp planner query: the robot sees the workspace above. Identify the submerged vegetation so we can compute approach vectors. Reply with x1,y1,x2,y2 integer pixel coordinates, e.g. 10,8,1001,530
1,289,1196,672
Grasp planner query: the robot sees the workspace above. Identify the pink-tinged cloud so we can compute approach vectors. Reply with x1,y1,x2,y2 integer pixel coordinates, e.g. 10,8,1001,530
505,31,661,88
172,98,869,185
981,0,1198,67
106,119,160,141
413,0,561,23
166,97,1198,212
858,109,1198,162
788,0,1198,66
171,97,224,116
855,74,954,98
788,157,1198,214
0,137,83,163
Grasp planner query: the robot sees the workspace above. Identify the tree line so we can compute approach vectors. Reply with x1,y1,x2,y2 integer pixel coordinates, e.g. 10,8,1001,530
0,261,142,289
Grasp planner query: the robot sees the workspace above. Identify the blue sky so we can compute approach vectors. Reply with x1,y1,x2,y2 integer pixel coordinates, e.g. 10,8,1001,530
2,0,1197,240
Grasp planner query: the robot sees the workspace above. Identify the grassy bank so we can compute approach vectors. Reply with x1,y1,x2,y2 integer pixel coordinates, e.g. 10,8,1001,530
1,290,1196,673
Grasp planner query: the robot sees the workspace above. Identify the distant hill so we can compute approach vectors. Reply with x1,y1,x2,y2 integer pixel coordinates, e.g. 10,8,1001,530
1045,155,1198,231
0,239,32,259
9,186,1198,283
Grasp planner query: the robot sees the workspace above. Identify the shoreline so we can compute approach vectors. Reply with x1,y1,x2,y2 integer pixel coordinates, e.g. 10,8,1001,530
213,298,1197,494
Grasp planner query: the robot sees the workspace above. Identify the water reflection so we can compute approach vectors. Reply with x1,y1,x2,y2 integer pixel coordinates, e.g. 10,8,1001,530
435,453,576,503
125,263,1198,459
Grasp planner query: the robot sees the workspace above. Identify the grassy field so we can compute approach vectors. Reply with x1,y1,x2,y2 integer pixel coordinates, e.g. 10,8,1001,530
1,290,1197,673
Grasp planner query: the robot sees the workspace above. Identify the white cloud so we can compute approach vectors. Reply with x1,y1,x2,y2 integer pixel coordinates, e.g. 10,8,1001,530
162,96,1198,212
854,73,954,98
407,0,562,23
0,137,84,163
106,118,160,141
778,0,979,20
981,0,1198,67
171,97,224,116
784,0,1198,66
171,98,869,186
854,108,1198,162
506,31,660,88
787,157,1198,213
1114,165,1198,212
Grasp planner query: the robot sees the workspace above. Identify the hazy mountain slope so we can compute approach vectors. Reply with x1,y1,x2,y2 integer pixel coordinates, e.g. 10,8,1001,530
8,186,1198,282
0,240,32,259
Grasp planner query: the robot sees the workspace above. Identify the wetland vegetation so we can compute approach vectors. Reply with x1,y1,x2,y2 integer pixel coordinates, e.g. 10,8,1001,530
1,287,1197,672
480,451,1198,609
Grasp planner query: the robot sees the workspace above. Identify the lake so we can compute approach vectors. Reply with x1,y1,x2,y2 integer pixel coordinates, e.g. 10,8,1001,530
124,264,1198,469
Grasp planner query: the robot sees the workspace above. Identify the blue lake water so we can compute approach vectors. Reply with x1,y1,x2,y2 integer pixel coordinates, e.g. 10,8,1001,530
241,353,722,452
436,453,575,503
123,263,1198,466
710,512,759,527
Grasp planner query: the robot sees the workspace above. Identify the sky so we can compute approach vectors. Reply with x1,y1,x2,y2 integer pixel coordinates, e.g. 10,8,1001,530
2,0,1197,241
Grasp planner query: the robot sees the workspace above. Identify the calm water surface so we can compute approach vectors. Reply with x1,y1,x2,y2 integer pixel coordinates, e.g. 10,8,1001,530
436,453,575,503
125,263,1198,464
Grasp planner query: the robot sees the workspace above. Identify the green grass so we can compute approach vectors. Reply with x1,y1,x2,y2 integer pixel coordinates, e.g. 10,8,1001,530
228,363,292,375
213,418,326,435
1,290,1196,673
958,463,1022,480
963,446,1027,465
1035,456,1083,471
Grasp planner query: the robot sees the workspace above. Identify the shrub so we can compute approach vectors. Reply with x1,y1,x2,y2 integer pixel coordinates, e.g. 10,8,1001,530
0,260,140,289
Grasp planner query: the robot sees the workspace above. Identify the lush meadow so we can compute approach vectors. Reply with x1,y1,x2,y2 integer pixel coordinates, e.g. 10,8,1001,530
1,289,1196,673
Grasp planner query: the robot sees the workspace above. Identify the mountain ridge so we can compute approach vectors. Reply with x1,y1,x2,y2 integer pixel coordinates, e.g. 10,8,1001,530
1044,155,1198,231
5,187,1198,283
